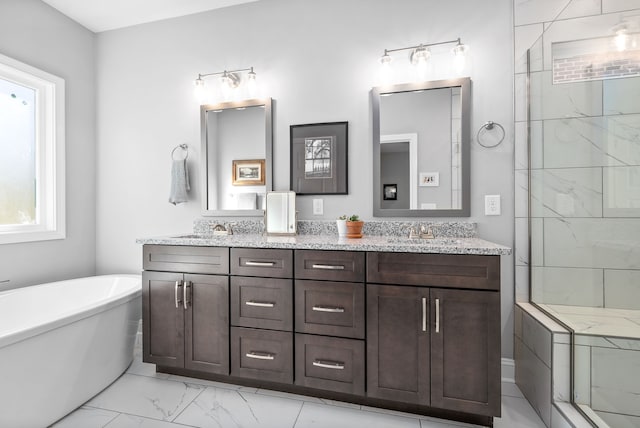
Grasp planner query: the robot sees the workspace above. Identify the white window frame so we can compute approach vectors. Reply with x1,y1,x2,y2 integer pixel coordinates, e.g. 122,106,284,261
0,53,65,244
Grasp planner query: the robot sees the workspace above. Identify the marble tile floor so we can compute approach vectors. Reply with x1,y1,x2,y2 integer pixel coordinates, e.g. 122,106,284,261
50,351,546,428
538,304,640,339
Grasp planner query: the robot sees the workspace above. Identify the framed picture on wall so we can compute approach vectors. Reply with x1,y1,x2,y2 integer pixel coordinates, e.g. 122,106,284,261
290,122,348,195
232,159,265,186
383,184,397,200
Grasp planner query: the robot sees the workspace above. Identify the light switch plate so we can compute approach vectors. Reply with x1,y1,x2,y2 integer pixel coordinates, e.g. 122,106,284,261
312,198,323,215
485,195,501,216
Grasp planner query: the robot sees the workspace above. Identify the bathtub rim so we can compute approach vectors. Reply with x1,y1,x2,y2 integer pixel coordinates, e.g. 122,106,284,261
0,274,141,349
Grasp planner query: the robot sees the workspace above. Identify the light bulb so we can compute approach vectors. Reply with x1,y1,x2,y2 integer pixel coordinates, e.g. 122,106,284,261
247,67,257,98
616,27,628,51
379,50,393,84
194,77,205,103
452,42,469,74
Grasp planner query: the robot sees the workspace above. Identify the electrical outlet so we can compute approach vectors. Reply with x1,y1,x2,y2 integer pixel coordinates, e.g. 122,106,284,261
485,195,501,216
312,198,323,215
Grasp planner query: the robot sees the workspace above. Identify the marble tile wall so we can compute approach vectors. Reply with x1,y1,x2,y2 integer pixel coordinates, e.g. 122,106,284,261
513,0,640,311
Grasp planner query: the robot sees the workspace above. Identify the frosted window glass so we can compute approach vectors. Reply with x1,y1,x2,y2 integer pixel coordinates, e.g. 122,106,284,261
0,78,36,225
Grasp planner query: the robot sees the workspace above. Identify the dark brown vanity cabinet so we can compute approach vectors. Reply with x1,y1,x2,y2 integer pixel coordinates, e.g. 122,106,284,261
367,252,502,417
142,245,230,375
141,244,503,425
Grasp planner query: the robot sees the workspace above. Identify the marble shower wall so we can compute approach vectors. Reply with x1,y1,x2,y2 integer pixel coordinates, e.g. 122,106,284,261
513,0,640,310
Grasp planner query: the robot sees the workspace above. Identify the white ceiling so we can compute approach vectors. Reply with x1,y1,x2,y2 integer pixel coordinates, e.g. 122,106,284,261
41,0,259,33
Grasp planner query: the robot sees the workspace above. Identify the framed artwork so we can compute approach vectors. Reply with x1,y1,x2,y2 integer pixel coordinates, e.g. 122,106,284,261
232,159,265,186
290,122,348,195
383,184,397,200
419,172,439,187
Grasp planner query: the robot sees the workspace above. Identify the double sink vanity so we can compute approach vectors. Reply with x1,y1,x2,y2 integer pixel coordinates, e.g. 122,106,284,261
138,75,511,426
138,221,510,426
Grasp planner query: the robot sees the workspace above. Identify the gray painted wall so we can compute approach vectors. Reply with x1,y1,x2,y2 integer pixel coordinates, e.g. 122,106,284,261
0,0,514,357
95,0,515,357
381,150,410,209
0,0,96,290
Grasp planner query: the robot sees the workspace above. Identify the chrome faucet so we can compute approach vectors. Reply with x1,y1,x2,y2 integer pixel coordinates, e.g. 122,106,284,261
420,225,434,239
408,225,434,240
211,223,233,235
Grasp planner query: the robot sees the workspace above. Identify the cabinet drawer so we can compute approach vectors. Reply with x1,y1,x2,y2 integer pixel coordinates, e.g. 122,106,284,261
231,248,293,278
143,245,229,274
295,280,364,339
295,334,364,395
230,276,293,331
230,327,293,383
367,252,500,291
294,250,365,282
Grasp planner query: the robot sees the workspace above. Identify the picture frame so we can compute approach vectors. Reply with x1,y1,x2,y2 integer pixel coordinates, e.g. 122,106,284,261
232,159,265,186
383,184,397,200
290,122,348,195
419,172,439,187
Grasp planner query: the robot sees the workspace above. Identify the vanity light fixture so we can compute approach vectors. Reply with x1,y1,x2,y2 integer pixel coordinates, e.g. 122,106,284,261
193,67,257,101
613,22,629,51
380,38,468,74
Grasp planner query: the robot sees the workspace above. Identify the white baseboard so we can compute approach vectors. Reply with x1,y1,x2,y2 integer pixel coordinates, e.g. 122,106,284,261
502,358,515,383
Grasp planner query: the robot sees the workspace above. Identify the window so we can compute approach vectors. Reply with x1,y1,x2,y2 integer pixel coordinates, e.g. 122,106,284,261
0,53,65,244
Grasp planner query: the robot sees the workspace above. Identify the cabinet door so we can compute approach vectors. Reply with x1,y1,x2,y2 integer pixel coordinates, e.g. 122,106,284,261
184,274,229,374
430,288,501,416
366,284,430,404
142,271,184,368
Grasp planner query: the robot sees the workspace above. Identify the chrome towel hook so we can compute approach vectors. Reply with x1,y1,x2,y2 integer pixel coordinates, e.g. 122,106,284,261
171,143,188,160
476,121,505,148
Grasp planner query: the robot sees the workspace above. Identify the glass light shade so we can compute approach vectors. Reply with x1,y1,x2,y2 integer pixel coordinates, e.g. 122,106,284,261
410,46,431,66
247,69,257,97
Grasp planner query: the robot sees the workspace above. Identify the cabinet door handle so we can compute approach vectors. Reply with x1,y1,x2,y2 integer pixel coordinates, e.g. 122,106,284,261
245,261,276,267
246,351,275,360
312,305,345,313
311,264,345,270
245,300,275,308
174,281,182,309
435,298,440,333
313,360,345,370
183,281,191,310
422,297,427,332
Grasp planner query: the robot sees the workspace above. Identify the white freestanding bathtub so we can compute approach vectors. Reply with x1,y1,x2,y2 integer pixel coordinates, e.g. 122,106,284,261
0,274,142,428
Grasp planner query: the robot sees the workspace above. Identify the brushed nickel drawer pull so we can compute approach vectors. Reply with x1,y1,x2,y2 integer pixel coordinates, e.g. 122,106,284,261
245,261,276,267
422,297,427,332
246,351,275,360
435,298,440,333
313,360,345,370
312,305,345,313
311,264,345,270
175,281,182,309
245,300,275,308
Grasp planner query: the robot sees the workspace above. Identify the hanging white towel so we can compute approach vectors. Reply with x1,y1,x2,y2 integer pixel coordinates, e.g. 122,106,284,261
169,159,190,205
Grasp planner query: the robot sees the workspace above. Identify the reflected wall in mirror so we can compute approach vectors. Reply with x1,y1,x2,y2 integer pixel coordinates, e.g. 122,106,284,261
372,78,470,217
201,98,272,216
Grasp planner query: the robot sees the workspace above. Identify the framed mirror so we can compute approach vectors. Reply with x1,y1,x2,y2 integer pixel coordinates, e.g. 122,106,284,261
201,98,273,216
372,78,470,217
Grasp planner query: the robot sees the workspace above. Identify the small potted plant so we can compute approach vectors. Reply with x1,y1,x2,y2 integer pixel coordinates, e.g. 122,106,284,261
345,214,364,238
336,215,348,237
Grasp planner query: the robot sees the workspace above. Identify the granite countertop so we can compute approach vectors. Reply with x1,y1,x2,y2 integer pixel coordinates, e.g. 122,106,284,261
136,233,512,256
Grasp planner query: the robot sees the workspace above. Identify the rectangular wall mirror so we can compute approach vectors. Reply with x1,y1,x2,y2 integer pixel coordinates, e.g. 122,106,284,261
372,78,470,217
201,98,273,216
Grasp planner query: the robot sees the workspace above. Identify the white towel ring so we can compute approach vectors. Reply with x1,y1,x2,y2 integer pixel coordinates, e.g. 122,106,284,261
171,144,188,160
476,121,505,148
